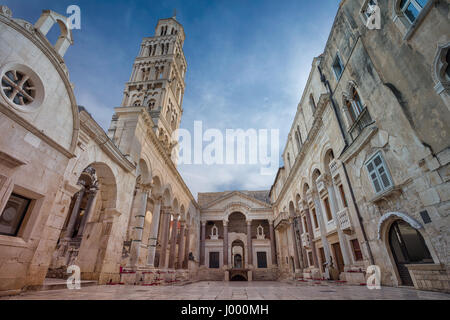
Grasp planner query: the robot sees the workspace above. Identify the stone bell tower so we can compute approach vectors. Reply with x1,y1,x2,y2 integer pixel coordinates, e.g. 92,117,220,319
108,14,187,161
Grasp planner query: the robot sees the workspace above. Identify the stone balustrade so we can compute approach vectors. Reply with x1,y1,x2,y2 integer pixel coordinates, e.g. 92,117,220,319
337,207,352,233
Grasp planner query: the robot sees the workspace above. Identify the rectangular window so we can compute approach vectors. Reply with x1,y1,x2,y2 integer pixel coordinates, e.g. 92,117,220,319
257,252,268,268
365,152,393,194
209,252,220,269
303,216,309,233
332,54,344,80
338,184,348,208
312,208,319,229
0,193,31,237
400,0,428,24
323,197,333,221
351,239,364,261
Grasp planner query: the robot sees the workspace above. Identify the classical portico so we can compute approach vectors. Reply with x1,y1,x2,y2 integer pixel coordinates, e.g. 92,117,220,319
197,191,277,281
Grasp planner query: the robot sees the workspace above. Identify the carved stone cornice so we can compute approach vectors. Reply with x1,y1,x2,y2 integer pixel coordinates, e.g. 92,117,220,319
273,94,329,206
0,150,27,168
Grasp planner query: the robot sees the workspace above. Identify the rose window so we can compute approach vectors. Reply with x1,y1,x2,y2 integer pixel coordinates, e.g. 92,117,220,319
1,70,36,106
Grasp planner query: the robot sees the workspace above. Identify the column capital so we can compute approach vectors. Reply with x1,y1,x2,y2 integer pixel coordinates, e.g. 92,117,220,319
246,220,252,226
201,220,207,226
223,220,228,227
268,219,274,225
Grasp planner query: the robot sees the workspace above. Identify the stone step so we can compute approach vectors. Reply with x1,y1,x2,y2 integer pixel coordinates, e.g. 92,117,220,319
27,279,98,292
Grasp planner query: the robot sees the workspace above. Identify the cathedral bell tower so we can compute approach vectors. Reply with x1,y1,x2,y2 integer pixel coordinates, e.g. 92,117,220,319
108,15,187,162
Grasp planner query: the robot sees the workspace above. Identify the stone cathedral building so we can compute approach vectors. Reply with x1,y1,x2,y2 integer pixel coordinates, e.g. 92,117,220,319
0,0,449,297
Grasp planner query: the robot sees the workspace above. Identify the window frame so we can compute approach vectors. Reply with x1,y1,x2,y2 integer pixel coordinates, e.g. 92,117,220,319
332,53,344,80
392,0,434,41
365,152,394,195
350,238,364,262
0,193,32,237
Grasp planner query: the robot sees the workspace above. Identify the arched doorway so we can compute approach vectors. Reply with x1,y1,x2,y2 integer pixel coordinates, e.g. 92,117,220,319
232,240,245,269
388,220,433,286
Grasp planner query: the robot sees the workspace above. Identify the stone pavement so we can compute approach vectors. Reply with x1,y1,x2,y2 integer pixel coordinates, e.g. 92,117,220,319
1,281,449,300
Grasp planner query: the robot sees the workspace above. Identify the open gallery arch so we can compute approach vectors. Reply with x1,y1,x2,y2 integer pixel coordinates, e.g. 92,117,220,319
47,162,117,280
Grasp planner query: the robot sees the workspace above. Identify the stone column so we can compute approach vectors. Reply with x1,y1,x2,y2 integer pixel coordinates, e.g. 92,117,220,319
129,185,150,268
312,191,332,270
223,220,228,268
159,208,171,268
147,197,162,267
200,221,206,266
64,184,86,239
303,205,319,268
269,221,277,265
176,221,186,269
290,218,301,271
247,220,253,267
183,226,190,269
76,187,98,237
168,214,179,269
326,177,351,267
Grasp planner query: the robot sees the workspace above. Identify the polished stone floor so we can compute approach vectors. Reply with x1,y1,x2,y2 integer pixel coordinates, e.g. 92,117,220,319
2,281,449,300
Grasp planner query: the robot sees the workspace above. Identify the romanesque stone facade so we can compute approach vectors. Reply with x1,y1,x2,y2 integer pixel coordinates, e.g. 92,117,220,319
0,0,449,297
0,7,201,295
271,0,449,293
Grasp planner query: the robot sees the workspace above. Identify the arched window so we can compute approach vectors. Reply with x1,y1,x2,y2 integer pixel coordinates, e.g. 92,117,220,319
309,94,316,113
345,87,364,123
398,0,429,24
295,131,302,151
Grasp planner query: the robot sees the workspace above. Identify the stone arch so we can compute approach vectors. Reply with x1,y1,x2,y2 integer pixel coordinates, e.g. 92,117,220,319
302,182,310,198
34,10,74,57
162,187,172,207
224,204,250,221
172,197,179,214
310,166,322,188
137,159,152,184
151,175,163,196
289,201,296,217
89,162,117,211
378,211,438,286
322,147,335,175
377,211,423,240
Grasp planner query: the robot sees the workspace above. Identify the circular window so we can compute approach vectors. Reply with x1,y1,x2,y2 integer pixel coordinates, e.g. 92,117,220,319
0,63,44,112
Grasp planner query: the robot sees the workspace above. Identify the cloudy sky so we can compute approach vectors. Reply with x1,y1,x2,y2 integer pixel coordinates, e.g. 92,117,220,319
4,0,339,197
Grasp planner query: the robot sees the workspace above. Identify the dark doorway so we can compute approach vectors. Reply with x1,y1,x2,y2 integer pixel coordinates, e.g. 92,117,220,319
389,220,433,286
332,242,345,273
231,275,247,281
319,247,326,273
209,252,220,269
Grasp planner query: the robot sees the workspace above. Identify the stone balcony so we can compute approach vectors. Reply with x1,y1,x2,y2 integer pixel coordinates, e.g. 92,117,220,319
329,159,339,179
301,232,311,249
337,207,352,234
274,211,289,229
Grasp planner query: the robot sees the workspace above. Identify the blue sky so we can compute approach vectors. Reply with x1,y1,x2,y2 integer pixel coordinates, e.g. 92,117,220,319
4,0,339,197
